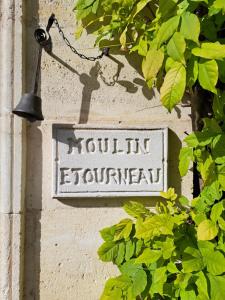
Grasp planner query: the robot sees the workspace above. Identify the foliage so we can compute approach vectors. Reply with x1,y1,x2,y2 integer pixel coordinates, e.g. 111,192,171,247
97,103,225,298
74,0,225,111
96,95,225,299
73,1,225,299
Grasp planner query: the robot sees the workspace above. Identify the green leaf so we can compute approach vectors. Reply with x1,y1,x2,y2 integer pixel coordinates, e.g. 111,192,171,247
184,131,214,147
155,16,180,48
200,181,222,206
135,239,143,256
150,267,167,297
218,217,225,231
193,213,207,225
192,200,207,215
119,27,128,48
98,242,119,262
198,240,216,253
130,0,153,19
75,0,96,10
115,242,125,265
198,59,218,94
100,287,122,300
203,250,225,275
182,247,204,273
192,42,225,59
76,6,93,19
217,164,225,190
133,38,148,56
160,187,177,200
100,275,131,300
142,49,164,88
179,196,190,206
167,32,186,63
165,57,176,72
114,219,133,241
75,0,98,19
217,232,225,252
211,0,225,14
177,0,189,15
212,134,225,164
158,0,179,18
123,201,151,219
180,12,200,43
167,261,179,274
210,201,224,222
120,260,147,297
131,270,147,298
180,290,197,300
197,219,218,241
92,0,99,13
155,237,175,259
175,273,192,290
199,155,216,184
135,214,174,240
160,62,186,112
208,274,225,300
179,147,194,176
187,56,199,88
203,118,222,134
135,248,162,264
125,240,135,261
196,272,210,300
100,226,116,242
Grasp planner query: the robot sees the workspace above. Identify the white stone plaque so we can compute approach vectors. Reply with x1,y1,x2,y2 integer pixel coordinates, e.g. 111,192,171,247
53,125,168,197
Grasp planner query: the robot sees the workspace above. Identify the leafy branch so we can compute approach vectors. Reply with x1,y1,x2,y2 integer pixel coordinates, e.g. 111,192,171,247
74,0,225,111
74,0,225,299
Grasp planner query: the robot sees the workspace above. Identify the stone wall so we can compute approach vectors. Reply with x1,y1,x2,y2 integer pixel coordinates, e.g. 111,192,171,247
1,1,192,299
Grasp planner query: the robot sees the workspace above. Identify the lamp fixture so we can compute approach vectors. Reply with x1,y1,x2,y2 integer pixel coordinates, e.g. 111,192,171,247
13,14,109,122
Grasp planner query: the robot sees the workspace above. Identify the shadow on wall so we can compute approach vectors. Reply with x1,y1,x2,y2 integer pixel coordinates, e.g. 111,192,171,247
168,129,182,195
49,50,155,124
49,49,185,124
49,52,100,123
23,1,42,299
24,124,42,299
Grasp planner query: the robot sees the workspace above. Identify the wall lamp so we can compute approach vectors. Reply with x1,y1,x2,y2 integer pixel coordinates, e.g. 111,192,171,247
12,14,109,122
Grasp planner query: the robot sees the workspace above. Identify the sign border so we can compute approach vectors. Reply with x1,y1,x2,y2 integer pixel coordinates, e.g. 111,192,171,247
52,124,168,198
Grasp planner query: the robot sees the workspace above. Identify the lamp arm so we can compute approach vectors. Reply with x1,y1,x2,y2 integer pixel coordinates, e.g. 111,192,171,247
32,14,55,94
46,14,55,33
33,46,42,94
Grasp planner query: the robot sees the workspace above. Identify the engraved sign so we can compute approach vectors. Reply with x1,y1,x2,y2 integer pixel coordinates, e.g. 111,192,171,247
53,125,168,197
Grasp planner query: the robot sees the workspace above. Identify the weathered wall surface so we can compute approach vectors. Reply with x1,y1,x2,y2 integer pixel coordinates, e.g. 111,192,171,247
14,0,192,299
0,1,25,299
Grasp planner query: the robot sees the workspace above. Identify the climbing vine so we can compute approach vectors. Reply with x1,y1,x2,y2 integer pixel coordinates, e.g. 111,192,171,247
74,1,225,299
74,0,225,111
96,100,225,299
